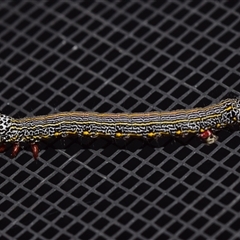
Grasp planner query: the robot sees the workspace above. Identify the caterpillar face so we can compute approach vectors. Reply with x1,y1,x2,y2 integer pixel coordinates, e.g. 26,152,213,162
0,114,14,142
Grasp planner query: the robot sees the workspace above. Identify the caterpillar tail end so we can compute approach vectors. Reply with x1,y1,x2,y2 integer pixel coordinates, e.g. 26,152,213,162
199,130,218,145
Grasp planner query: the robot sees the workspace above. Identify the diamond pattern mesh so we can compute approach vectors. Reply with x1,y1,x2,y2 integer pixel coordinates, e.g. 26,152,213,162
1,1,240,239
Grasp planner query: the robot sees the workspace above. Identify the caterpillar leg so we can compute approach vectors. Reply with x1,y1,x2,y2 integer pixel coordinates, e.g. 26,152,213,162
199,130,218,145
30,143,39,160
11,143,39,160
0,144,6,152
11,143,20,158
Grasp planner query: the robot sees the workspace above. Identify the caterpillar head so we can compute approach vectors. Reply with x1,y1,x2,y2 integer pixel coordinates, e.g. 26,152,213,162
0,114,13,142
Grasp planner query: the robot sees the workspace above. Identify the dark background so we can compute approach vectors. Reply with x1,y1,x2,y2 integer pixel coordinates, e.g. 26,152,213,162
1,1,240,239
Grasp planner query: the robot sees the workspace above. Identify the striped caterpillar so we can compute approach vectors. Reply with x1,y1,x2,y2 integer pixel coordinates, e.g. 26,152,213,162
0,98,239,159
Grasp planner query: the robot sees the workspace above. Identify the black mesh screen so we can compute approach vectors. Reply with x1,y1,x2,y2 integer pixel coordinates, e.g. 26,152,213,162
1,1,240,239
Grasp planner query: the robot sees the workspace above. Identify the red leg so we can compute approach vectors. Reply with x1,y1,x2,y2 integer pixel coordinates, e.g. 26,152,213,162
0,144,6,153
199,130,218,145
11,143,20,158
200,130,212,139
31,143,39,160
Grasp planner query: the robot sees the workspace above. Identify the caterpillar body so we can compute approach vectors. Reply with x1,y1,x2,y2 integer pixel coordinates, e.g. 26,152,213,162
0,98,239,159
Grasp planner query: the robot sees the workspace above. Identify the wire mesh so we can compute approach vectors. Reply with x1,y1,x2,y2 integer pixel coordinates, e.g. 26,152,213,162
1,1,240,239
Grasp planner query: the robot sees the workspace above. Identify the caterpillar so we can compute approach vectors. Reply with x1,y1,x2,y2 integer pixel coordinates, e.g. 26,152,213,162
0,98,239,159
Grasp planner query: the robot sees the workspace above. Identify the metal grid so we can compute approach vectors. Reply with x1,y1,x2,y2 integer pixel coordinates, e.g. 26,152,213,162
1,1,240,239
